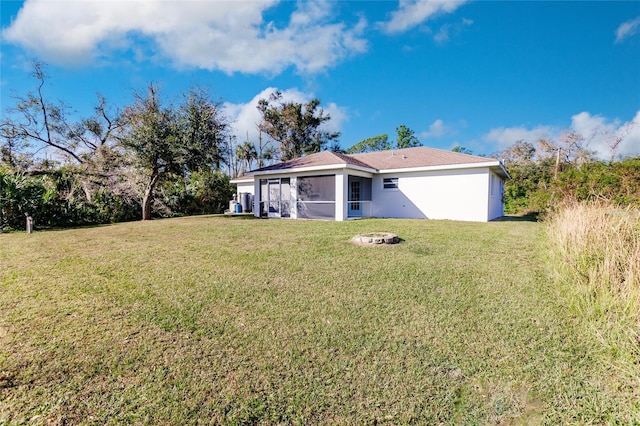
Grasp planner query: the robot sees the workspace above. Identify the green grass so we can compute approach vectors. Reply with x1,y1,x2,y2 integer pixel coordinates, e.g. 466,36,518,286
0,216,637,424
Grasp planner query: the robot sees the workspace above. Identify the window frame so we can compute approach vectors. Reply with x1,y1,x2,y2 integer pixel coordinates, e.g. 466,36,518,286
382,177,399,191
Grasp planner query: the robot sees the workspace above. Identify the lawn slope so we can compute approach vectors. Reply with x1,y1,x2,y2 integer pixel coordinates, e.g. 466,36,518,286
0,217,633,424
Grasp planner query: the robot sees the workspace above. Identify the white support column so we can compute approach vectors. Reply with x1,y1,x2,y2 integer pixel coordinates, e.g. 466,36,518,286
335,171,347,221
290,176,297,219
253,178,260,218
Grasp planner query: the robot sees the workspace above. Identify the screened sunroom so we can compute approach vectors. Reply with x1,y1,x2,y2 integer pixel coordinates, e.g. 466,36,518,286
257,174,372,220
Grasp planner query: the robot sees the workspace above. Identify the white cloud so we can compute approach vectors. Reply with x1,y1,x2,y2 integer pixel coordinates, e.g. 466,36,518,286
434,18,473,44
420,119,448,138
615,16,640,44
224,87,347,151
378,0,468,34
569,111,640,159
570,112,613,138
484,125,555,151
484,111,640,159
2,0,368,74
434,25,452,44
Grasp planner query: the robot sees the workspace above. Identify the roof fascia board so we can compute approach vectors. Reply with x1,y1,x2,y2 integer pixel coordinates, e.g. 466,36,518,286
496,162,511,179
346,164,377,174
239,160,508,179
378,161,501,174
253,163,376,176
230,177,254,183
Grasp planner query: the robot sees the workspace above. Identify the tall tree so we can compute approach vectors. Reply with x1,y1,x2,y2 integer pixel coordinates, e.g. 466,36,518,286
255,128,275,168
494,140,537,164
119,85,175,220
451,145,473,155
119,84,230,220
177,86,229,172
257,91,340,161
395,124,421,149
346,125,420,154
345,134,390,154
235,141,258,175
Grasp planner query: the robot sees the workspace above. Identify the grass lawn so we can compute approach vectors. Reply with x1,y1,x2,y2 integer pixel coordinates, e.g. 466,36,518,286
0,216,635,424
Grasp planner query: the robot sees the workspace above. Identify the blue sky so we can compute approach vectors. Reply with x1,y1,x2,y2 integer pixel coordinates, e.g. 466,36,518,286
2,0,639,159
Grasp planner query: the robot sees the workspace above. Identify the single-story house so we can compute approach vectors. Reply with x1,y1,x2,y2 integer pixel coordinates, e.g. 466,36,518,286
230,146,510,222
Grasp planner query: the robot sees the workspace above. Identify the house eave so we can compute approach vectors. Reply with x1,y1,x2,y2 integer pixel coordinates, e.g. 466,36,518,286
378,161,506,176
495,162,511,180
233,160,510,181
252,163,377,177
230,176,254,184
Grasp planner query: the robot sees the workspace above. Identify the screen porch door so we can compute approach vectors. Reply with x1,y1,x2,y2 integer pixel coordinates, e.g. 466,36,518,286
348,180,361,217
267,179,281,218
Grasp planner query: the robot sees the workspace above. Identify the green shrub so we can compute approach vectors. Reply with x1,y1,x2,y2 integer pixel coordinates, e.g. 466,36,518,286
551,158,640,206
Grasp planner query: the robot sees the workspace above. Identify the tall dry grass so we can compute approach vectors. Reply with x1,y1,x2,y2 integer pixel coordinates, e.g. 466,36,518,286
546,202,640,385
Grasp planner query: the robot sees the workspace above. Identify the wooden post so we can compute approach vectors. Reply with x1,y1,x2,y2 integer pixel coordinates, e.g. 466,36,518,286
554,148,561,179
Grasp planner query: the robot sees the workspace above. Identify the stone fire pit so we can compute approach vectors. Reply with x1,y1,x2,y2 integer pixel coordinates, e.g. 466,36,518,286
350,232,400,246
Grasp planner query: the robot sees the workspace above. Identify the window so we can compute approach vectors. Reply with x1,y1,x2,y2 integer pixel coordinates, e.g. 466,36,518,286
350,181,360,211
383,177,398,190
297,175,336,219
298,175,335,201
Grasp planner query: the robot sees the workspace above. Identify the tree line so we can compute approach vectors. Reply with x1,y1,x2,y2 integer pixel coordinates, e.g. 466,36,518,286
494,137,639,215
1,63,236,228
1,63,432,230
0,63,412,229
4,63,635,230
0,65,297,228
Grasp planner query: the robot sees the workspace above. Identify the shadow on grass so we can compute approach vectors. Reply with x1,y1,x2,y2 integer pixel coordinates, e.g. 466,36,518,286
493,213,540,222
3,213,262,233
219,213,260,220
2,222,122,234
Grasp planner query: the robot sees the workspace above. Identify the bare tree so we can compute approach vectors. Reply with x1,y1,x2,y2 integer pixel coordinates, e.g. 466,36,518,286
0,62,121,166
255,127,275,168
601,121,637,162
1,62,123,202
538,130,595,178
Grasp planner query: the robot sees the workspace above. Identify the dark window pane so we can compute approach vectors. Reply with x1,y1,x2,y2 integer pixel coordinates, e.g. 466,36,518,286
298,176,335,201
383,178,398,189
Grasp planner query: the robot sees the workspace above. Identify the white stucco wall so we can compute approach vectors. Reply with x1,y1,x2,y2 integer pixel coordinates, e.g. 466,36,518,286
371,168,492,222
235,181,255,196
247,166,505,222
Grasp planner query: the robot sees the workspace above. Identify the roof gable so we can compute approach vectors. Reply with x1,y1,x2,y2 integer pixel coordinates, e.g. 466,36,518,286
251,150,374,173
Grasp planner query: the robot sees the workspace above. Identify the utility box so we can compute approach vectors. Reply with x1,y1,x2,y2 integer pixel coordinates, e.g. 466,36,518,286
240,192,251,213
